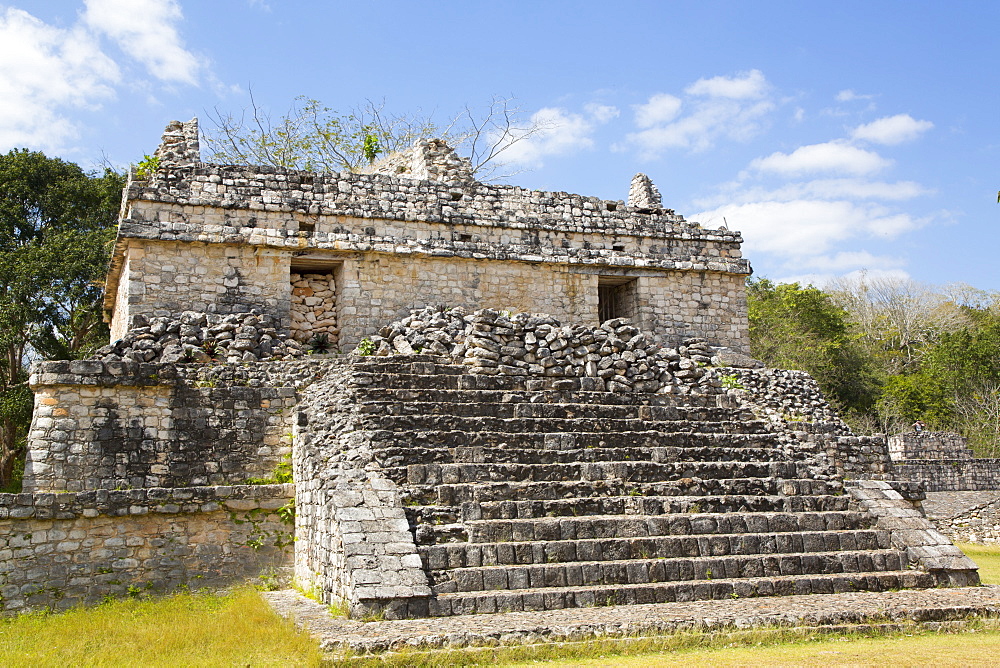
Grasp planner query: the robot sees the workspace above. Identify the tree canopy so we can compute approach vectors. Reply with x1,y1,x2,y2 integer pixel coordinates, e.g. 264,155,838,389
0,150,123,489
749,275,1000,454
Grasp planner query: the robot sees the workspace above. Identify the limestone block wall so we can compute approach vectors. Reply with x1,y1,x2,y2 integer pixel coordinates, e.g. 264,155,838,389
635,271,748,350
889,432,975,461
110,239,290,342
289,272,338,346
887,432,1000,492
891,460,1000,492
291,363,431,618
0,484,292,614
924,491,1000,543
104,121,753,354
24,360,297,492
339,255,594,345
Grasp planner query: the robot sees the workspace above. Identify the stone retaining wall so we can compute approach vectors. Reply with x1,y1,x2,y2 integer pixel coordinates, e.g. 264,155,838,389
891,460,1000,492
22,359,337,492
889,432,975,461
886,432,1000,492
0,484,293,613
923,491,1000,543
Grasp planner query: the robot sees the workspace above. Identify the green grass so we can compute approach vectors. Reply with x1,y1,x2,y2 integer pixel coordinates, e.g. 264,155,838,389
2,544,999,666
0,587,323,667
956,542,1000,584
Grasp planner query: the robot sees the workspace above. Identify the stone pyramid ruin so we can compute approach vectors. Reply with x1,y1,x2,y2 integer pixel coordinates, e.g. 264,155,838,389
0,120,976,618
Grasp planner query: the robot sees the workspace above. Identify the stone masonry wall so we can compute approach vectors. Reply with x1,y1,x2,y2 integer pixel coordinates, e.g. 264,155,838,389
104,120,752,353
924,491,1000,543
0,484,293,614
24,360,300,492
111,240,291,341
889,432,975,461
289,272,339,346
110,239,290,341
891,460,1000,492
291,363,431,618
887,432,1000,492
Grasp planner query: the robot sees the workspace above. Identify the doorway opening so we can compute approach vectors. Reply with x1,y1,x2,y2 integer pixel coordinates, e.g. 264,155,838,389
598,276,637,323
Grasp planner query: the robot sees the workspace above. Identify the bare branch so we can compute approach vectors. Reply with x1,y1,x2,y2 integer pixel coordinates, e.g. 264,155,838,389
202,93,546,179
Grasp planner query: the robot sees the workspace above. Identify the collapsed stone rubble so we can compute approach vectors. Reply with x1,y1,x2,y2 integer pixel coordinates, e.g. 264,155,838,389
93,310,304,364
358,306,759,395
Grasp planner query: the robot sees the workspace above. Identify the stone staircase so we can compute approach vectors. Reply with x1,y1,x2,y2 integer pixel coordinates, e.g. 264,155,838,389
341,358,934,617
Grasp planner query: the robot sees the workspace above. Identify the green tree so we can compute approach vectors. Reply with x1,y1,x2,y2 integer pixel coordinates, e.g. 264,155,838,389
747,278,878,415
880,307,1000,452
0,150,123,489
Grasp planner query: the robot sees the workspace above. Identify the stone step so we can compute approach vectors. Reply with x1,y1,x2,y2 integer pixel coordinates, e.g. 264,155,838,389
427,571,936,616
429,548,907,594
413,477,840,506
355,386,724,408
398,460,805,487
419,528,887,570
352,370,720,396
350,358,462,375
459,510,872,544
376,445,790,469
351,372,545,392
405,494,855,533
468,493,852,520
366,429,782,451
359,400,752,423
370,414,774,435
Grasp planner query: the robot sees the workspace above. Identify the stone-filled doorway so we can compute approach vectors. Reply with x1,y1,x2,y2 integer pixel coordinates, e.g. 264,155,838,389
598,276,638,324
289,260,341,352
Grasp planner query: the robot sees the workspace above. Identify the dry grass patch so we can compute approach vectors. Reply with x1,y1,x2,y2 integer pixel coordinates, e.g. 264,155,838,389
0,587,323,667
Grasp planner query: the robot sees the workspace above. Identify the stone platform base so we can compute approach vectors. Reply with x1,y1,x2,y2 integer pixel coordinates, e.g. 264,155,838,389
264,586,1000,654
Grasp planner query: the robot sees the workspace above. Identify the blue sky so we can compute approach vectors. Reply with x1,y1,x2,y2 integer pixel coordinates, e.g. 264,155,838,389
2,1,998,290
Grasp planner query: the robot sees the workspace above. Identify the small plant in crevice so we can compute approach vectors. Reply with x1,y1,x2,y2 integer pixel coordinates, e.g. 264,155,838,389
327,597,350,618
357,337,376,356
201,340,220,361
719,374,745,390
134,154,161,179
307,333,331,354
360,607,386,623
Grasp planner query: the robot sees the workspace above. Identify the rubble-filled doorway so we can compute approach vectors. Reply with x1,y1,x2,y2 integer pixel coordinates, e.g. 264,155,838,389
598,276,638,324
289,260,341,352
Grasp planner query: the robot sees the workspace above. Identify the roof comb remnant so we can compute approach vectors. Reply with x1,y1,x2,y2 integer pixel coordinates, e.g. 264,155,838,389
628,173,662,210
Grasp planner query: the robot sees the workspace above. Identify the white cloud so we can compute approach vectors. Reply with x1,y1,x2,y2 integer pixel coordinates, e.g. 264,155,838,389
0,7,119,150
685,69,769,99
692,199,924,260
751,141,892,176
694,179,929,209
622,71,776,158
835,89,875,102
499,108,596,167
0,3,210,152
584,103,620,124
626,99,774,156
799,251,906,272
633,93,682,128
851,114,933,145
83,0,203,84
